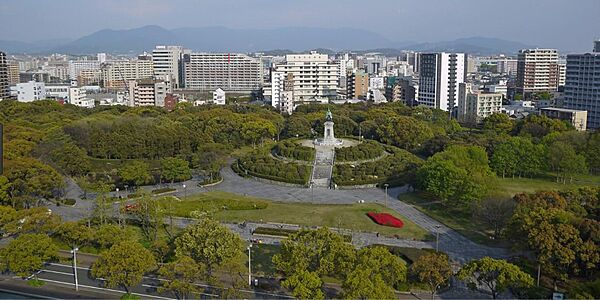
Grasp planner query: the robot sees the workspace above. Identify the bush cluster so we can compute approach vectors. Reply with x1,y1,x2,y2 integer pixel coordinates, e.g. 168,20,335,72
273,140,315,161
233,150,311,185
151,187,176,194
335,140,384,162
333,148,422,186
254,227,352,242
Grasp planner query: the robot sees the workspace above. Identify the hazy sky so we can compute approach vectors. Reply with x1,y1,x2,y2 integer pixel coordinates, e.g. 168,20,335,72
1,0,598,51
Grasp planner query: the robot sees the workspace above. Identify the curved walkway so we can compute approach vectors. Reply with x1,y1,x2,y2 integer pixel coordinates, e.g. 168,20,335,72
214,167,510,263
53,167,511,264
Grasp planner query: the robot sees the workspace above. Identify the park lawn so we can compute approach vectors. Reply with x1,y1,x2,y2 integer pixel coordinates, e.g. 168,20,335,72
166,191,429,240
400,175,600,246
214,202,430,240
251,244,280,276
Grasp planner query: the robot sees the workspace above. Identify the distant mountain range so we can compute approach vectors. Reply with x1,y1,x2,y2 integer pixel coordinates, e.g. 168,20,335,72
0,25,534,55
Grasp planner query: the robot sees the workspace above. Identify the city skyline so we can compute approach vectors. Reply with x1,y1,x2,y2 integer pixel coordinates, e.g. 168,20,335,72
0,0,599,52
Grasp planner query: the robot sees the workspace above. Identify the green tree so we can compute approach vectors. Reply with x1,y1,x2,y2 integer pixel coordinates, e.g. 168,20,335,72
174,218,244,277
161,157,191,184
342,268,395,300
91,241,156,295
93,224,134,249
375,116,434,151
547,142,587,183
0,176,10,206
351,246,407,289
131,195,163,242
273,227,355,278
483,113,513,134
158,256,204,300
410,253,452,300
5,157,65,208
53,221,94,248
457,257,534,299
0,233,58,278
118,160,152,187
281,270,325,300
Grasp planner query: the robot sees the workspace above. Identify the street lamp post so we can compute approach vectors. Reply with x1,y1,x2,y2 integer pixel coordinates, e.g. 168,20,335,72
310,181,314,202
435,225,442,252
70,247,79,291
247,244,253,286
383,183,389,207
115,187,119,199
182,184,187,198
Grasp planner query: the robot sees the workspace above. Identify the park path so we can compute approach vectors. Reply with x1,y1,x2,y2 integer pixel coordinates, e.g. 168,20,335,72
310,145,335,187
52,166,511,264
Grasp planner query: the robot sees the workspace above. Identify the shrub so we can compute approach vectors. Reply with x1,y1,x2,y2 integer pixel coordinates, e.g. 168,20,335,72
234,149,311,185
273,140,315,161
367,212,404,228
253,227,352,242
335,140,384,162
333,147,423,186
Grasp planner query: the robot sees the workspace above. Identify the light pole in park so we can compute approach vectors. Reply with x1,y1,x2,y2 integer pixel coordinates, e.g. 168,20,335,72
383,183,389,207
435,225,442,252
247,244,253,286
70,247,79,291
115,187,119,199
310,181,315,202
182,184,187,198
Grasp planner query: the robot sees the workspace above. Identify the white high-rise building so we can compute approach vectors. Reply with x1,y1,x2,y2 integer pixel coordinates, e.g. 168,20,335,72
101,59,154,89
68,60,100,80
184,53,261,92
152,45,183,88
127,79,170,107
271,52,339,107
562,41,600,130
16,81,46,102
418,52,466,111
97,53,107,63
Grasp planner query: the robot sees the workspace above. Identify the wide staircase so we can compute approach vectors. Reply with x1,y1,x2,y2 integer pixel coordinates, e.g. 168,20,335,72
310,146,335,188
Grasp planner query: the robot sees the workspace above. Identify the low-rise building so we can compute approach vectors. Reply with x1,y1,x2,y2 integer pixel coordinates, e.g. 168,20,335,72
458,83,503,124
17,81,46,102
540,107,587,131
212,88,226,105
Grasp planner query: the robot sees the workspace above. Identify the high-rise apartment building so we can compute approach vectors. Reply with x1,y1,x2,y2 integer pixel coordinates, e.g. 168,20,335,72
562,41,600,129
418,52,466,112
594,40,600,53
271,52,339,106
152,45,183,88
68,60,100,80
0,51,8,99
184,53,261,92
497,58,518,76
127,79,170,107
346,71,368,99
516,49,559,95
7,61,19,85
101,59,154,89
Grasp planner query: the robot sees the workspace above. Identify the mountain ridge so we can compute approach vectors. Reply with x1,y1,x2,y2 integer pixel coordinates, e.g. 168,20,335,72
0,25,535,55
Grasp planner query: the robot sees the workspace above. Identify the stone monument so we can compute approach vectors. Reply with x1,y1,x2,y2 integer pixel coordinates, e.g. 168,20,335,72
315,109,343,146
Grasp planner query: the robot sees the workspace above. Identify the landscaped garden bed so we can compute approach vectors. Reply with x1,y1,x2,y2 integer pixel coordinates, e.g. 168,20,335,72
253,226,352,242
151,187,176,194
273,140,315,161
335,140,384,162
233,149,312,185
367,212,404,228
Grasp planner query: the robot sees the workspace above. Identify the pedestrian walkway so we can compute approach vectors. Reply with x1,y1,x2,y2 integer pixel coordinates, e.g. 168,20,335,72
310,144,335,187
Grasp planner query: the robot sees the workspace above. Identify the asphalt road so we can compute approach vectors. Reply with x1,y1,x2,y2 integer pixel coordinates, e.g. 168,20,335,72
35,262,292,299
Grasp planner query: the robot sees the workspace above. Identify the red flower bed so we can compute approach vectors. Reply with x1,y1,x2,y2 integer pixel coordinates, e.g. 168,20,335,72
367,212,404,228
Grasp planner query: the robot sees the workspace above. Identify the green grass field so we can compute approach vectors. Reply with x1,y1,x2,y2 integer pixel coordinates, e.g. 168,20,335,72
166,191,430,240
400,174,600,246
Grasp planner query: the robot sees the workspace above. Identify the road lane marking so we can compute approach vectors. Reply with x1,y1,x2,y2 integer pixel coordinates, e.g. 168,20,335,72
39,278,175,300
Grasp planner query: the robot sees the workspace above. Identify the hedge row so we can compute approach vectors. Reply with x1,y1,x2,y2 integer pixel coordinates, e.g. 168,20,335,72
253,227,352,242
273,140,315,161
233,150,311,185
335,140,384,162
333,148,423,186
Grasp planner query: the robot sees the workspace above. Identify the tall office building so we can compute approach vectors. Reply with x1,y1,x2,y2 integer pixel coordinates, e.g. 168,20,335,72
594,40,600,53
418,52,466,112
0,51,8,99
101,59,154,89
562,42,600,129
516,49,559,95
497,58,518,76
152,45,183,88
184,53,261,92
271,52,339,105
